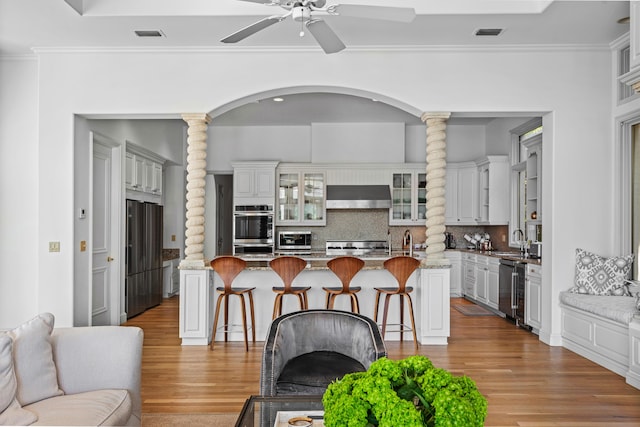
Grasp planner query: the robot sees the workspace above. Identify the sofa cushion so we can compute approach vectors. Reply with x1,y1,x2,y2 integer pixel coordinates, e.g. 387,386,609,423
570,248,634,296
276,351,365,395
0,334,38,425
560,291,638,324
25,389,132,427
8,313,63,406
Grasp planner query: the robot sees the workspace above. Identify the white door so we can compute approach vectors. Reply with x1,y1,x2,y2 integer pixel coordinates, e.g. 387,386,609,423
92,135,122,326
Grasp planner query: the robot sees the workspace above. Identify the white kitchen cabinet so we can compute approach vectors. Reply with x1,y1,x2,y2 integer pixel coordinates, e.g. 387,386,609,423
389,169,426,225
232,161,278,205
163,258,180,298
525,263,542,333
126,151,163,196
487,259,500,310
277,168,326,226
462,252,477,298
475,256,488,304
476,156,509,225
444,251,462,297
523,137,542,225
445,163,478,225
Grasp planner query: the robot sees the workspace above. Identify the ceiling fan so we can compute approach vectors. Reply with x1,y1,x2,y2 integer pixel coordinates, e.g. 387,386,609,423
221,0,416,54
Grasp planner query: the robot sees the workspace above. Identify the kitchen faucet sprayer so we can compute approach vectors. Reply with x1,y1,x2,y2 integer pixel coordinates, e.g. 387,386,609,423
512,229,525,255
403,229,413,257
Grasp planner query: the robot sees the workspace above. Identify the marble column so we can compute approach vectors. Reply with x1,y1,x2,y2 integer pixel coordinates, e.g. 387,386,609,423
421,112,451,266
180,113,211,268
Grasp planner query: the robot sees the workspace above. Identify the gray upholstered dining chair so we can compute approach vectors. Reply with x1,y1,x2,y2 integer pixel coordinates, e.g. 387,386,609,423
260,309,387,396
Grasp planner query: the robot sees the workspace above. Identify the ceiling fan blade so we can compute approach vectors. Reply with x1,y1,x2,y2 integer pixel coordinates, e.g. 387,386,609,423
330,4,416,23
236,0,276,4
306,19,345,54
220,16,284,43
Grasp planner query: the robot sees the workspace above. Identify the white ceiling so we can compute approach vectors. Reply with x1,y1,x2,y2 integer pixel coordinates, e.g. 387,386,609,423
0,0,630,126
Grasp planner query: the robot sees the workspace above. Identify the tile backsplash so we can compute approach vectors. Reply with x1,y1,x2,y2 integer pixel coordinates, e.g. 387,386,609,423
276,210,510,252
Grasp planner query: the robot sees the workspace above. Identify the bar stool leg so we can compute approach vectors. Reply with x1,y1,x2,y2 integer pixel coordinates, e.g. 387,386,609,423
406,295,418,349
373,291,381,322
210,293,224,350
399,294,405,342
381,294,392,338
248,291,256,343
239,294,248,352
224,295,230,342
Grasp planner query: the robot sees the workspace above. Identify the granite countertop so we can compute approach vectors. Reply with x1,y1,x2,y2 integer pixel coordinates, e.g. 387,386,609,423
162,249,180,261
451,248,542,265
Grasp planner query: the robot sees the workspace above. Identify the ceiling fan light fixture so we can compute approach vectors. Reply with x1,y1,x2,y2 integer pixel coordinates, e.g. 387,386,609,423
474,28,503,37
273,97,284,102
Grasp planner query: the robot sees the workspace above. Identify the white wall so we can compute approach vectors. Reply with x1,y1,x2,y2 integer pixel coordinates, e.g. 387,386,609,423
0,58,39,328
0,47,614,345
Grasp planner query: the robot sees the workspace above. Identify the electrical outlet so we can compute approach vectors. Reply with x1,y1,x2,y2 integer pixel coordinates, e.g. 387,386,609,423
49,241,60,252
80,240,86,252
501,234,506,242
171,234,176,242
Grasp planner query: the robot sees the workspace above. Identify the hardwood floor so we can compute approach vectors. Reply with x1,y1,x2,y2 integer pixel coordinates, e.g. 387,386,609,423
124,296,640,426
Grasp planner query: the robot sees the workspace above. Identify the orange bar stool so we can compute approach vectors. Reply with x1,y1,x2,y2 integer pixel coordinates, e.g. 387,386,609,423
323,256,364,313
269,256,311,319
373,255,421,348
210,256,256,351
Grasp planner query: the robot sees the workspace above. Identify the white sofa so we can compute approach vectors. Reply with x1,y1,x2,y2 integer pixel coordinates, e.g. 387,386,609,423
1,313,143,426
560,291,640,390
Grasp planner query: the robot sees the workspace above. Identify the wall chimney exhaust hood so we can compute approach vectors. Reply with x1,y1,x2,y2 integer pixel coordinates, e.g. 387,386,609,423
326,185,392,209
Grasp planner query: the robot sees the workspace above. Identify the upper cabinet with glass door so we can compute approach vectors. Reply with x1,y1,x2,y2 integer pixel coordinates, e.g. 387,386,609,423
277,168,326,226
389,168,426,225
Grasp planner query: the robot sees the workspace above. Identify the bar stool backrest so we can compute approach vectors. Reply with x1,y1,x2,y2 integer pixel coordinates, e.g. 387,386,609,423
210,256,247,292
383,256,421,292
327,256,365,292
269,256,307,291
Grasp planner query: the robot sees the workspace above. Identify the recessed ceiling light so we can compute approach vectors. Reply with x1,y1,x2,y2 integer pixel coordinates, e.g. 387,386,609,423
134,30,165,38
273,97,284,102
474,28,503,37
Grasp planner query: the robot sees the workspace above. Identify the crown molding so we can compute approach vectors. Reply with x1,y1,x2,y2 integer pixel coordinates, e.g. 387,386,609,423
30,43,613,56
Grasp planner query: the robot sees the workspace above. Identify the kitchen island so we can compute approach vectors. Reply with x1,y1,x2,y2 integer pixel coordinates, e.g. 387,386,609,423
178,252,451,346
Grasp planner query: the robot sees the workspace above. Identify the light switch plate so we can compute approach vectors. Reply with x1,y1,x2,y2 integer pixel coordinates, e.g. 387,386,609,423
49,241,60,252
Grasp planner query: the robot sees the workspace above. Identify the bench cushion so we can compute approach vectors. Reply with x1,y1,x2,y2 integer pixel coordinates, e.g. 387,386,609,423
276,351,365,395
25,389,132,426
560,291,638,324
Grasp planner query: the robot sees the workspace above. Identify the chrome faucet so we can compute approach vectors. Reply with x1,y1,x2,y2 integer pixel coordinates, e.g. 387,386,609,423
512,229,525,255
387,229,392,256
403,229,413,257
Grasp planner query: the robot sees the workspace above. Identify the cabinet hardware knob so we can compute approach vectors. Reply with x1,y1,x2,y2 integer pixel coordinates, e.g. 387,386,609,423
107,256,114,262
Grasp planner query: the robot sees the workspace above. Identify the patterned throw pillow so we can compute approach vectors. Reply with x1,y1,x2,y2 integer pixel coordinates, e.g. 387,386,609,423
571,248,634,295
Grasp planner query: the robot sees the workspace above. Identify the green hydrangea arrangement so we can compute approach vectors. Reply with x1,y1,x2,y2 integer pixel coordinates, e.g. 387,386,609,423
322,355,487,427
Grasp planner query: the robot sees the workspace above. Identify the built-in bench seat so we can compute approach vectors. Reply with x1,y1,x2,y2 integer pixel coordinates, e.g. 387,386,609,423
559,291,640,389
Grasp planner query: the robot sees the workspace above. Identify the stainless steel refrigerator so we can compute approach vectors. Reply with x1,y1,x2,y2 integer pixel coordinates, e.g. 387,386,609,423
126,200,163,319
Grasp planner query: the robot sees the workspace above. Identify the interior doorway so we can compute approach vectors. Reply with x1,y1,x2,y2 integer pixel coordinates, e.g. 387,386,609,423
215,174,233,255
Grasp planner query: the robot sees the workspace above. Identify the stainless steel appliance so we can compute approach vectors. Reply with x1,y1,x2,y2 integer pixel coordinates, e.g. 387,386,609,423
529,242,542,259
233,204,274,255
126,200,163,319
326,240,390,256
326,185,392,209
499,258,526,326
277,230,312,253
445,232,456,249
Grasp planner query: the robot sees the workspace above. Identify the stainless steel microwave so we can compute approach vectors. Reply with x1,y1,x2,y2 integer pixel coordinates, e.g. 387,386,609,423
233,205,274,245
278,231,312,251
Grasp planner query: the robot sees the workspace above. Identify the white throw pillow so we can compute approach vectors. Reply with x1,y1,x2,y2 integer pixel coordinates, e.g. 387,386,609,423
0,334,38,425
8,313,63,406
571,248,634,295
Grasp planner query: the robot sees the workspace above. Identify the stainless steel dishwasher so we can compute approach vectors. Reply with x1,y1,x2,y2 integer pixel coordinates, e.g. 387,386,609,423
498,258,526,327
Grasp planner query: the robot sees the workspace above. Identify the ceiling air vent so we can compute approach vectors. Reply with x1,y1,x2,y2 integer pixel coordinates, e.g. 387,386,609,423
134,30,165,38
474,28,503,37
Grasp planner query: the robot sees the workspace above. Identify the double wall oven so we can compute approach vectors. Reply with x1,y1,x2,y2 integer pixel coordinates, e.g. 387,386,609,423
233,204,274,255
